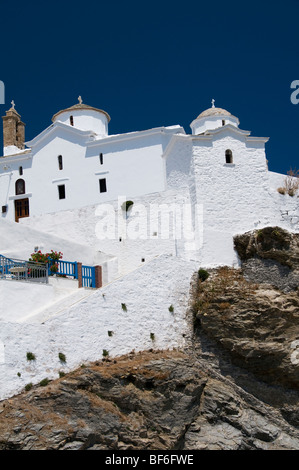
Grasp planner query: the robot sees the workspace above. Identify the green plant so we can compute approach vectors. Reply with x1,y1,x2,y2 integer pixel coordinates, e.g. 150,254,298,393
26,352,36,361
198,268,209,282
50,263,59,273
168,304,174,313
121,303,127,312
59,371,66,378
108,330,114,337
150,333,155,341
58,352,66,363
39,378,49,387
29,250,63,265
29,251,49,264
17,372,21,377
103,349,109,357
48,250,63,261
25,383,33,392
121,200,134,212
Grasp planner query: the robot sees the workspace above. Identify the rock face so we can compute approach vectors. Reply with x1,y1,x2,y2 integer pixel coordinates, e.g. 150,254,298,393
0,226,298,450
0,349,298,451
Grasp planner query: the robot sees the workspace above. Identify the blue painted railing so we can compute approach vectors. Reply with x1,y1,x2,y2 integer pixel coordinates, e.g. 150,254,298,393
48,259,77,278
0,254,98,289
48,259,96,288
0,254,48,284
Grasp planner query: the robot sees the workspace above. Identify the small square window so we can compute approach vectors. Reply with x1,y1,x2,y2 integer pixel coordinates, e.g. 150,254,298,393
58,184,66,199
99,178,107,193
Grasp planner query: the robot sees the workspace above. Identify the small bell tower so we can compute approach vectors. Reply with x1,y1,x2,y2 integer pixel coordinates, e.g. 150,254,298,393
2,100,25,155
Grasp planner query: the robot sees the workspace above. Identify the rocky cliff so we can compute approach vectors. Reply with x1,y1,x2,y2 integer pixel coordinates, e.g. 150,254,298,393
0,227,298,450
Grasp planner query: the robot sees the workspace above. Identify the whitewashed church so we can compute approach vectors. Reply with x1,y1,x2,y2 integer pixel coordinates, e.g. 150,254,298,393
0,97,299,402
0,97,298,269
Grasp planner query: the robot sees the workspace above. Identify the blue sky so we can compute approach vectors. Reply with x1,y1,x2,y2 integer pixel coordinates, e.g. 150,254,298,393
1,0,298,174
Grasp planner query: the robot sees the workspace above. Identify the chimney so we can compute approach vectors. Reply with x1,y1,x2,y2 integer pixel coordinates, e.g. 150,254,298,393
2,100,25,154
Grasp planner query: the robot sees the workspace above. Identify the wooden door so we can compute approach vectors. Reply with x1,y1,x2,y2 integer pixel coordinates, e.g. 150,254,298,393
14,198,29,222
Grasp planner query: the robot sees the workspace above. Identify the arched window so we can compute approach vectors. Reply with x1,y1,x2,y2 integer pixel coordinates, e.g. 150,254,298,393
70,115,74,126
58,155,63,170
99,153,103,165
15,179,25,195
225,149,233,164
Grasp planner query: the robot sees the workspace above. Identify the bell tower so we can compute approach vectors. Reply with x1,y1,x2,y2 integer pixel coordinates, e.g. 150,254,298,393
2,100,25,155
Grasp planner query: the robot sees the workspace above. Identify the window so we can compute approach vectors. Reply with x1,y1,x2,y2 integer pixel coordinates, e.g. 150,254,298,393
19,166,23,175
99,153,103,165
225,149,233,164
58,155,63,170
99,178,107,193
70,115,74,126
222,120,225,126
15,179,25,195
58,184,66,199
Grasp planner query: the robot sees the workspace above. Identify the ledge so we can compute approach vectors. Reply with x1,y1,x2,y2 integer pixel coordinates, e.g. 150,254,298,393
9,193,32,200
52,177,70,183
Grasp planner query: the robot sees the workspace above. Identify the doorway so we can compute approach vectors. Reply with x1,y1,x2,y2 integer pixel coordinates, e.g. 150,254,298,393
14,198,29,222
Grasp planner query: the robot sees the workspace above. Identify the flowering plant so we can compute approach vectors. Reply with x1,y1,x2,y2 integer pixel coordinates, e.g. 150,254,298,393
29,250,63,262
50,263,59,273
29,250,49,264
47,250,63,261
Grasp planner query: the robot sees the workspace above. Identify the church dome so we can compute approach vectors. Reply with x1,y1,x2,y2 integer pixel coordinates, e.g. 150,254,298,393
52,100,111,123
196,107,232,119
190,101,239,135
52,97,110,137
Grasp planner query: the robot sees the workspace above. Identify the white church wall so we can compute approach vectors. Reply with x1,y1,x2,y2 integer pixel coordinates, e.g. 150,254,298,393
0,154,33,222
86,133,167,201
164,136,193,190
0,254,198,401
191,133,272,234
20,188,192,277
1,129,172,222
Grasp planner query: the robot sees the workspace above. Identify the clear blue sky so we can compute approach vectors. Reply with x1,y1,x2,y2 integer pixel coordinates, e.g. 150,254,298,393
1,0,298,174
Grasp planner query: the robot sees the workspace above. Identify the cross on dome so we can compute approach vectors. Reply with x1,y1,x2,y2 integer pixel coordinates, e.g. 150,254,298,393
211,99,215,108
78,96,83,104
11,100,15,109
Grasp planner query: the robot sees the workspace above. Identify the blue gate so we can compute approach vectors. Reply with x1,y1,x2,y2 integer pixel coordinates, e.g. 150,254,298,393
81,265,96,288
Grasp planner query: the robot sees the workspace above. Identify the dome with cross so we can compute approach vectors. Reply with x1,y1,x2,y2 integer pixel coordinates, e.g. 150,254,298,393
190,99,239,135
52,96,111,137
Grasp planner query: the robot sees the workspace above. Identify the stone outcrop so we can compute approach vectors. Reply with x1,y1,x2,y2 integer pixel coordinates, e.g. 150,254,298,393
0,348,298,451
0,227,298,450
